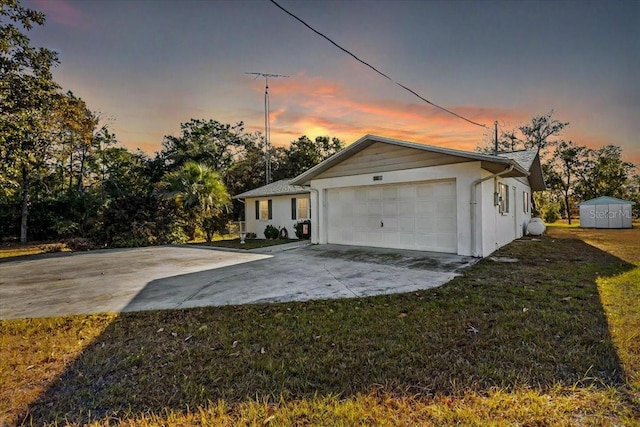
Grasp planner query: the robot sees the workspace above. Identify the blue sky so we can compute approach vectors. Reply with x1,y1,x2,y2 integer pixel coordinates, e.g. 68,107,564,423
24,0,640,165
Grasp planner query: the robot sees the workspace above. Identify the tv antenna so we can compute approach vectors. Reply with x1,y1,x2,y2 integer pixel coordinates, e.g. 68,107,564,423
246,72,289,184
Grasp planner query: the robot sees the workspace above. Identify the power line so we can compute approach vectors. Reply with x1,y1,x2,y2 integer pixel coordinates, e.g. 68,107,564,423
269,0,489,129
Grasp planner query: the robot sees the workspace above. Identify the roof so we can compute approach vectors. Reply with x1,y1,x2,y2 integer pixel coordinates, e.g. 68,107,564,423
578,196,636,206
497,149,545,191
233,179,310,199
291,135,544,189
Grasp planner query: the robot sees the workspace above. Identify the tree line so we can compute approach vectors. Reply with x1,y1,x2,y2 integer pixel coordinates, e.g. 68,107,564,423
478,111,639,223
2,1,637,247
0,1,343,245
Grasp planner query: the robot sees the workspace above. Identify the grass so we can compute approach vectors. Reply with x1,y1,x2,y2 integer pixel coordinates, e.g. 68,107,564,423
0,241,68,259
192,238,302,250
0,237,300,260
0,227,638,425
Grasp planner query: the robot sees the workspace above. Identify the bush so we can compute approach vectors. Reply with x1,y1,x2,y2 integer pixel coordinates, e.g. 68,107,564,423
65,237,94,251
542,203,561,224
99,194,187,248
294,220,311,239
264,224,279,239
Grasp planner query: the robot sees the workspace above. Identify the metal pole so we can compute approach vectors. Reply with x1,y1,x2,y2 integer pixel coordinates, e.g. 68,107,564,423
245,72,289,185
264,76,270,184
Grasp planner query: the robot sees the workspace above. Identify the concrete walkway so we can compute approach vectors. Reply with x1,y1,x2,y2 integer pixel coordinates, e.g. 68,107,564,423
0,244,477,319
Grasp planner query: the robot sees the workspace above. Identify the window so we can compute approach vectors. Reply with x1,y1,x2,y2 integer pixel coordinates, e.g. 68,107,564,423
291,198,297,220
523,191,530,213
298,198,309,220
292,197,309,220
256,199,272,220
498,182,509,214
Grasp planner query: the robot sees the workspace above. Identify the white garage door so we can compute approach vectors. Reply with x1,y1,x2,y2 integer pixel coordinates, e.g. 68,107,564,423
327,180,457,253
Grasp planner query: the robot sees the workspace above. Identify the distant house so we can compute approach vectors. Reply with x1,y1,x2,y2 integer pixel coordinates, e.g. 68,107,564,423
233,179,310,239
578,196,635,229
235,135,546,257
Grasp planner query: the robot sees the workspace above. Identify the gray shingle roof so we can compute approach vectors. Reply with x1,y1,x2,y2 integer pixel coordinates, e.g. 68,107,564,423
497,150,539,170
233,179,310,199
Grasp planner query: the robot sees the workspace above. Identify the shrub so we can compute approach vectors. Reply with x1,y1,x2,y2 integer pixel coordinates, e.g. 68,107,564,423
264,225,279,239
65,237,94,251
99,194,187,248
294,220,311,239
542,203,561,224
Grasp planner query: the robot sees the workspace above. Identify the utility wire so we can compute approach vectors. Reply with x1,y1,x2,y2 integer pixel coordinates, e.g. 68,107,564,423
269,0,489,129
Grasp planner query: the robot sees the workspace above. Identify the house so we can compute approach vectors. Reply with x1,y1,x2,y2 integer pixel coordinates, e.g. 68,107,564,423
233,179,311,239
578,196,635,228
236,135,545,257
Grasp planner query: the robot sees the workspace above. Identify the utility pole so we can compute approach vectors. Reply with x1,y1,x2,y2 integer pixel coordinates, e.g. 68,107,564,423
494,120,498,154
246,72,289,184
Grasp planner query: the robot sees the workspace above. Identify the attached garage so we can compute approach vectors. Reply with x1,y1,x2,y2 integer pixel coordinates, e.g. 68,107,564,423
327,180,457,252
268,135,546,257
579,196,635,229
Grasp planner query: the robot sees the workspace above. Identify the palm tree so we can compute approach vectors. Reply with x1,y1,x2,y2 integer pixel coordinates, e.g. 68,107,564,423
159,162,230,241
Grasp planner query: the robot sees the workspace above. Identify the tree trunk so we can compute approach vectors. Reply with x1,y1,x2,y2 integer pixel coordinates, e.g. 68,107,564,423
20,165,30,243
78,147,86,194
564,192,571,225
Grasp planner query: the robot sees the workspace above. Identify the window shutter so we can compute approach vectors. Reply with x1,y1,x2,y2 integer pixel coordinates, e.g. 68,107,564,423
268,199,273,220
255,200,259,220
291,198,297,220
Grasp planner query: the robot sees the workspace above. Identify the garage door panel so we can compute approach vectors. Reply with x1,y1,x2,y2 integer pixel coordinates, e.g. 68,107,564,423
383,187,398,200
383,217,398,231
327,180,457,253
416,184,433,199
416,201,435,214
399,200,415,215
415,219,435,233
383,201,398,217
354,202,368,216
398,218,415,232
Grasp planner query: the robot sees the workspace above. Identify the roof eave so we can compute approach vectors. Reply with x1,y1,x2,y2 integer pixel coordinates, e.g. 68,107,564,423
232,189,310,200
291,134,533,185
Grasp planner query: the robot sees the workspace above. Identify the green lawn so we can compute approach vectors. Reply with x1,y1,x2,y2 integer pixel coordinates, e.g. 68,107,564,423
0,228,638,426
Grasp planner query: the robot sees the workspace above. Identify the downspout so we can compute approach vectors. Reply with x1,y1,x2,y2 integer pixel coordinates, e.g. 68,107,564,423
470,165,514,257
308,187,320,244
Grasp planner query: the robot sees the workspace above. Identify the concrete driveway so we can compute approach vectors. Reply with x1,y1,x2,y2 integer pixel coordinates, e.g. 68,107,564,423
0,243,477,319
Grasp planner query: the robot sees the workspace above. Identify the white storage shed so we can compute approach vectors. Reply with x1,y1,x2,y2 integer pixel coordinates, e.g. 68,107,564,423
578,196,635,228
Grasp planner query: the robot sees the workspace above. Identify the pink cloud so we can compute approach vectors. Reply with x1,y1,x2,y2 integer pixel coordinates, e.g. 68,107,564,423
32,0,89,30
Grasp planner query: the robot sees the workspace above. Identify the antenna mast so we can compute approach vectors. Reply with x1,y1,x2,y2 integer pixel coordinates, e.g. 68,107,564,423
246,72,289,184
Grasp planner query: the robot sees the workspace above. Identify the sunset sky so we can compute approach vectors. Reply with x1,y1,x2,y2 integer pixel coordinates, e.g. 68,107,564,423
24,0,639,165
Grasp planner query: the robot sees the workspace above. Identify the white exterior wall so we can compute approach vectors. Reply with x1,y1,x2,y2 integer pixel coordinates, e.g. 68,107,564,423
479,176,532,256
310,162,482,256
244,194,310,239
306,162,533,257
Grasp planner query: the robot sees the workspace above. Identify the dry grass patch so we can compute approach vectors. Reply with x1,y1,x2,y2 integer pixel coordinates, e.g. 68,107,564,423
1,227,638,425
0,242,68,259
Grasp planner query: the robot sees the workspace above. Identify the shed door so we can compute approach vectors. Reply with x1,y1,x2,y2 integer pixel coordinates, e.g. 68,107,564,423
327,180,457,253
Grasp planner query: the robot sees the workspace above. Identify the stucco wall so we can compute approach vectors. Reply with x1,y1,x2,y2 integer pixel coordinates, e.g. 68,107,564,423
244,194,310,239
480,176,532,256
